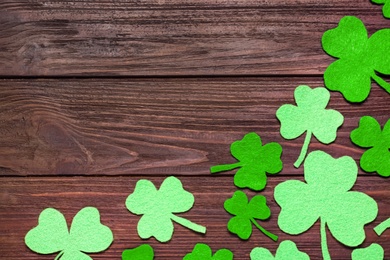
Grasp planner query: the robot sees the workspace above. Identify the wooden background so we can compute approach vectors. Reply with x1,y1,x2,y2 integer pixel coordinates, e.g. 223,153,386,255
0,0,389,259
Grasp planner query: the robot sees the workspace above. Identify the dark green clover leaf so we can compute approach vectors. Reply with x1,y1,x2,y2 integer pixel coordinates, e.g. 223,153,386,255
25,207,113,260
322,16,390,102
274,151,378,260
224,190,278,241
250,240,309,260
183,243,233,260
210,132,282,191
352,243,384,260
372,0,390,18
126,176,206,243
350,116,390,177
276,85,344,168
122,244,154,260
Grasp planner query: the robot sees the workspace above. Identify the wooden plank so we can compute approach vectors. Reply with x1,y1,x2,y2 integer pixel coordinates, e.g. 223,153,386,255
0,176,388,259
0,78,389,176
0,0,387,76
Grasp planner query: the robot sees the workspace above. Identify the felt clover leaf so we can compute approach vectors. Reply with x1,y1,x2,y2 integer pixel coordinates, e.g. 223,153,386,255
25,207,113,260
352,243,384,260
274,150,378,260
374,218,390,236
250,240,309,260
183,243,233,260
210,132,282,191
125,176,206,243
276,85,344,168
322,16,390,102
372,0,390,18
224,190,278,241
350,116,390,177
122,244,154,260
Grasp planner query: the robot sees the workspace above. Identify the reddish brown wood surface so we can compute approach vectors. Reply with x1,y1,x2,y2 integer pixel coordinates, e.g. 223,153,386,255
1,0,390,259
0,0,388,76
0,78,389,176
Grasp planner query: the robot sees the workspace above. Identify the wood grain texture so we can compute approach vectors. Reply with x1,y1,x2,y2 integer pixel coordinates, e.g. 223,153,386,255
0,78,389,176
0,0,388,76
0,176,389,259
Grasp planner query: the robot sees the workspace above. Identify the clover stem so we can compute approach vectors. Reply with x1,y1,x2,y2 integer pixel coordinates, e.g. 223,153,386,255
294,131,312,168
371,72,390,94
170,214,206,234
374,217,390,236
320,219,331,260
54,251,64,260
250,218,278,242
210,162,242,174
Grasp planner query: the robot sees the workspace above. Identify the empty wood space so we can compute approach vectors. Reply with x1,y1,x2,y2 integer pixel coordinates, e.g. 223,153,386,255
0,0,389,259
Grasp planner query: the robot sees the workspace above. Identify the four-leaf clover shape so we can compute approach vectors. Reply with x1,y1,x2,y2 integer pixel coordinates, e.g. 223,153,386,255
250,240,309,260
126,176,206,243
25,207,113,260
224,190,278,241
276,85,344,168
322,16,390,102
183,243,233,260
211,132,283,191
274,150,378,260
351,116,390,177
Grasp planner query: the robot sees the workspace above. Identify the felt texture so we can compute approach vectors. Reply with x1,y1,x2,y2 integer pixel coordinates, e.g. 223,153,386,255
250,240,309,260
276,85,344,168
122,244,154,260
322,16,390,102
25,207,113,260
125,176,206,243
374,218,390,236
372,0,390,18
210,132,283,191
183,243,233,260
350,116,390,177
274,150,378,260
351,243,384,260
224,190,277,241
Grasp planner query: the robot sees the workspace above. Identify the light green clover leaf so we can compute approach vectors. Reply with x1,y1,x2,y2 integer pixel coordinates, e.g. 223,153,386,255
372,0,390,18
250,240,309,260
125,176,206,243
276,85,344,168
210,132,283,191
25,207,113,260
274,150,378,260
352,243,384,260
350,116,390,177
183,243,233,260
122,244,154,260
224,190,278,241
322,16,390,102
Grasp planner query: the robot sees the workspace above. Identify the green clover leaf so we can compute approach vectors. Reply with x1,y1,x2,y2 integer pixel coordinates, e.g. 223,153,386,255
350,116,390,177
183,243,233,260
352,243,384,260
122,244,154,260
276,85,344,168
25,207,113,260
224,190,278,241
210,132,283,191
372,0,390,18
125,176,206,243
274,150,378,260
322,16,390,102
250,240,309,260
